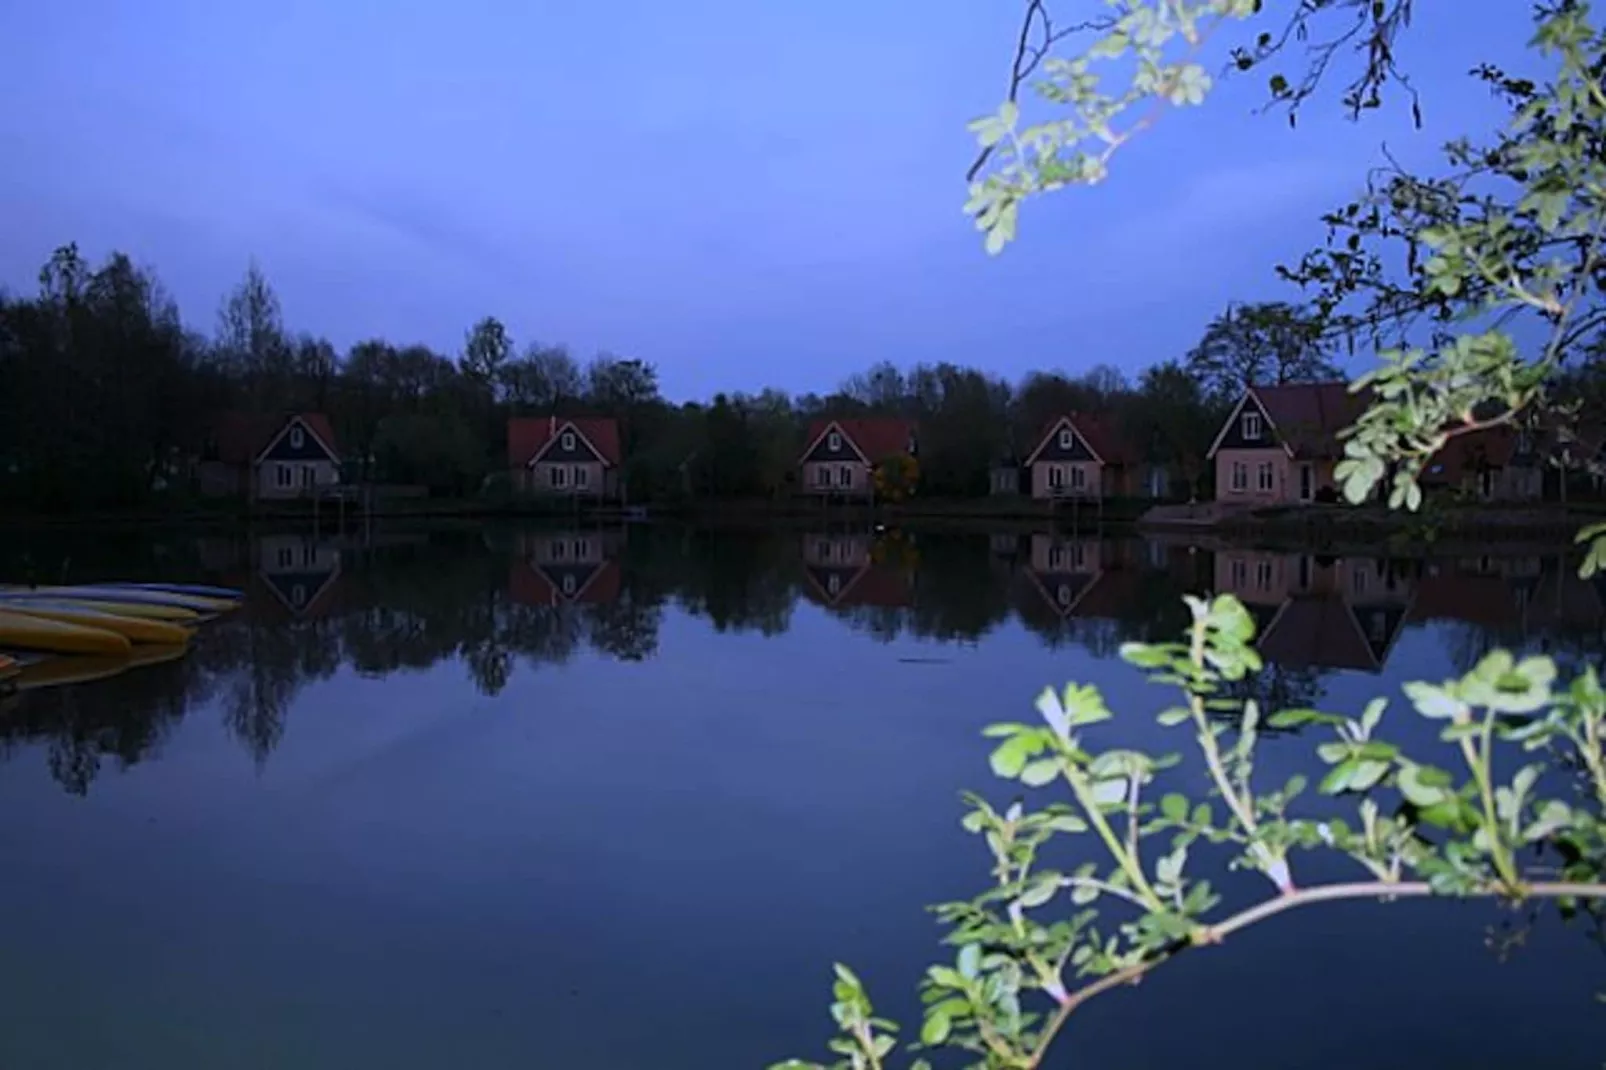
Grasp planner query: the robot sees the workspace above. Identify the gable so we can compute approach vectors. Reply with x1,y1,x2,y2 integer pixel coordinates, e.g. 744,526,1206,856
1027,569,1098,616
805,565,866,603
1349,602,1407,667
259,569,339,617
258,417,339,464
1211,392,1281,455
532,422,606,465
538,561,605,601
1028,418,1099,463
802,422,869,464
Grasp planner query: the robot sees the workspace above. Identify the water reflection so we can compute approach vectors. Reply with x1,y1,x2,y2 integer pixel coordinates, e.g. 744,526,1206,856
2,524,1603,796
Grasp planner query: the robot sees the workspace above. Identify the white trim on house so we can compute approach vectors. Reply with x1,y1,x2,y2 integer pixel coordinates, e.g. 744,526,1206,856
1205,389,1294,459
528,420,611,466
253,415,340,465
1023,416,1104,466
798,419,871,464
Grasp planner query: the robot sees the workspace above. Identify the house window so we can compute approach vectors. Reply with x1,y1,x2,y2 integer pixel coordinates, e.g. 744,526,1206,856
1048,544,1066,570
290,583,307,607
550,466,568,489
574,538,591,559
1257,462,1274,492
561,431,576,451
1255,560,1273,591
1070,466,1087,491
814,466,831,487
1056,583,1073,607
828,431,841,451
276,546,294,568
1148,468,1166,498
552,540,567,561
1242,412,1263,440
1049,465,1066,489
1059,428,1074,450
561,573,577,596
1351,565,1368,596
302,465,315,488
837,465,853,487
1230,559,1248,586
301,543,316,567
1070,543,1087,571
1369,611,1388,644
290,425,305,449
574,466,589,489
276,463,293,488
1230,462,1248,491
826,573,843,596
815,540,832,562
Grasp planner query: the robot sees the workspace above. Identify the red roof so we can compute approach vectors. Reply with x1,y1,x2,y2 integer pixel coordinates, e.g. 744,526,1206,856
1032,413,1139,465
803,418,916,462
1251,382,1370,458
1258,595,1378,672
1423,425,1522,484
507,416,622,467
212,412,340,465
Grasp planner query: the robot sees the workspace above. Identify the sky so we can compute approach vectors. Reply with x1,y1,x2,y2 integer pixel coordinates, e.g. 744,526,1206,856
0,0,1547,400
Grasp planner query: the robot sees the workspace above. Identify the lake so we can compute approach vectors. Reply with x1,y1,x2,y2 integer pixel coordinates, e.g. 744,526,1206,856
0,522,1602,1069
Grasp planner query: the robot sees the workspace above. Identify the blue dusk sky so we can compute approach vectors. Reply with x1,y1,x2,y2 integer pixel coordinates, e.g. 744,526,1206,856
0,1,1543,400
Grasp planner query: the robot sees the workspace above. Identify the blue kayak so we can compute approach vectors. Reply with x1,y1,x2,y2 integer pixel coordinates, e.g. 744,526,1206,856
103,582,245,601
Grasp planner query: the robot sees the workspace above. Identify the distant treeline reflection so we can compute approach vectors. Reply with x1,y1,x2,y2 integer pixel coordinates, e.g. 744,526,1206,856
1,524,1602,795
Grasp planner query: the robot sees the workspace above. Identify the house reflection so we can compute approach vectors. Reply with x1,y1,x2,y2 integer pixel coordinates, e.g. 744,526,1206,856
1020,534,1136,617
254,533,345,619
509,529,623,606
1214,550,1415,673
799,533,914,608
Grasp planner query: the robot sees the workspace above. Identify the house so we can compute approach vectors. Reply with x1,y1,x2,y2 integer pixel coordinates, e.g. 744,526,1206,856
254,534,344,618
1214,550,1414,672
798,417,917,498
507,416,623,498
799,533,915,607
199,412,342,500
1208,383,1369,505
508,529,623,605
1022,414,1156,500
1420,425,1543,501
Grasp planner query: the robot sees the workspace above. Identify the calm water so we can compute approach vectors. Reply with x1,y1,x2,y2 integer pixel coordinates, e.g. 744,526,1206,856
0,523,1602,1069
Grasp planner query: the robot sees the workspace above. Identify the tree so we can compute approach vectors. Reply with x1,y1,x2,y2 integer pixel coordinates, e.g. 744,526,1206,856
1184,301,1338,403
460,315,512,397
1124,360,1224,497
217,261,291,408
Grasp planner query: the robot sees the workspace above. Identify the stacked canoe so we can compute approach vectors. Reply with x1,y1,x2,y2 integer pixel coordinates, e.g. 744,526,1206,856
0,583,241,693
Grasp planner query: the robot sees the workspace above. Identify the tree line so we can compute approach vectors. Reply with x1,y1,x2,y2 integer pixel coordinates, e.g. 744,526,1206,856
1,243,1353,510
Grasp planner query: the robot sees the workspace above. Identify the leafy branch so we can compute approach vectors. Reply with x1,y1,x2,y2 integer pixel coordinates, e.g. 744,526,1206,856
775,596,1606,1069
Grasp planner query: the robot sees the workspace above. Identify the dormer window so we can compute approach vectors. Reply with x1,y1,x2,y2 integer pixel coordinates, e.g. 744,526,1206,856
290,425,305,448
828,431,841,451
1242,412,1263,440
1059,428,1074,449
561,431,576,450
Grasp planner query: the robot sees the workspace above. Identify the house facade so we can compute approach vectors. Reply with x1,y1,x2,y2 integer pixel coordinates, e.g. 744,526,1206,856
507,416,623,498
199,412,342,500
1208,383,1367,506
1420,424,1543,502
1021,414,1154,500
798,418,917,498
509,529,624,605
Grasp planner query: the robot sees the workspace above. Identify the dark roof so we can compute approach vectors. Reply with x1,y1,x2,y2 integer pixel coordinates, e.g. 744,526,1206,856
1251,382,1370,459
507,416,623,467
1030,413,1139,465
803,418,916,462
1422,425,1523,484
212,412,340,465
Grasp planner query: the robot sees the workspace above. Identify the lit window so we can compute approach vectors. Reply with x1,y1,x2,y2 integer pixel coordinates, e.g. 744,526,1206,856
1242,412,1262,440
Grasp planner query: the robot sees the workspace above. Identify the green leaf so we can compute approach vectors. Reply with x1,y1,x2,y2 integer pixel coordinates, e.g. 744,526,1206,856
1157,706,1191,727
957,944,980,981
1359,697,1386,735
1398,763,1447,807
920,1008,952,1046
1020,758,1061,787
1160,793,1189,822
1403,681,1464,720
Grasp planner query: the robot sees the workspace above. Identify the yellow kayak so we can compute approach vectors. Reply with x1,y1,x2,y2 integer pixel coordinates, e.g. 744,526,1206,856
4,604,190,645
0,596,199,623
11,644,188,692
0,608,132,656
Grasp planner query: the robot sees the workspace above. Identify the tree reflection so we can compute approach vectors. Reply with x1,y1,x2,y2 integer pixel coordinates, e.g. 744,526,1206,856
1,527,1603,795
